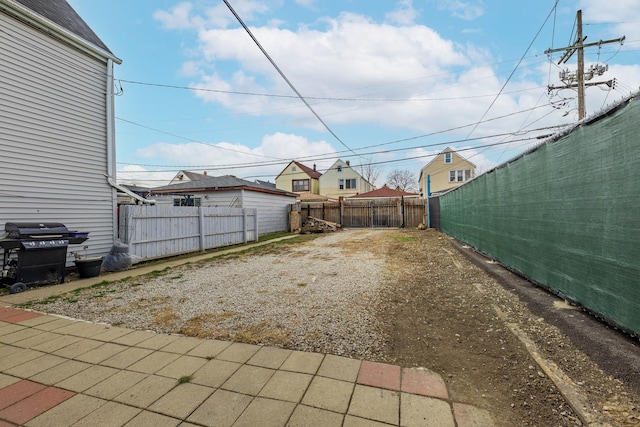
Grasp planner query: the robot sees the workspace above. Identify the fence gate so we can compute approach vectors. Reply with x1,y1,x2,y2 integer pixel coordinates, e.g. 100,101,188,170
298,197,426,228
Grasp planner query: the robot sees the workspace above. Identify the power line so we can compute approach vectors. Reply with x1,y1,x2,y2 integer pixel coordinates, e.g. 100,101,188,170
117,123,567,174
116,117,286,161
465,0,561,139
222,0,359,158
116,78,548,103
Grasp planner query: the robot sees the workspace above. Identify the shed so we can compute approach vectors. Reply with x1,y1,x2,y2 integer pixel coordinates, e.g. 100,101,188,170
151,175,298,235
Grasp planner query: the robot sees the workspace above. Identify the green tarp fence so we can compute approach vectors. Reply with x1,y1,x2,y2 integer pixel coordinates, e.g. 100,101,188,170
440,96,640,336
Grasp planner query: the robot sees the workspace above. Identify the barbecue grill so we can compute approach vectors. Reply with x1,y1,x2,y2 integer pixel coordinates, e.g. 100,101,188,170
0,222,88,294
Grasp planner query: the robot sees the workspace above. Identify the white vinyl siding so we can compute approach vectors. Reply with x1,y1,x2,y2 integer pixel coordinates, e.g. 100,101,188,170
242,191,295,234
0,11,115,264
153,190,296,235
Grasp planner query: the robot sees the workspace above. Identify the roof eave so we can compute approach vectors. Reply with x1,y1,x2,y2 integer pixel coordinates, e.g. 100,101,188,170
1,0,122,64
153,185,297,198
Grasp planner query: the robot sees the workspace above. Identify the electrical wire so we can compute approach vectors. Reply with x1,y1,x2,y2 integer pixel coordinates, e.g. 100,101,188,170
222,0,360,158
465,0,561,140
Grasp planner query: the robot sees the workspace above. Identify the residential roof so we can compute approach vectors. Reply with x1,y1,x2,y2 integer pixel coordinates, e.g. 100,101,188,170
297,192,329,202
152,175,296,197
12,0,113,54
420,147,476,172
171,170,211,183
255,180,276,189
349,186,418,199
418,147,477,182
294,161,322,179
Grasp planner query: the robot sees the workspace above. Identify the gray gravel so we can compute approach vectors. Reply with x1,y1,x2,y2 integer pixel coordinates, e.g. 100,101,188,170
28,229,392,360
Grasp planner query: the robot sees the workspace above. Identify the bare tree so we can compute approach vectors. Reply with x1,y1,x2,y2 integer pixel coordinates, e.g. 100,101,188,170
358,158,383,188
386,169,418,192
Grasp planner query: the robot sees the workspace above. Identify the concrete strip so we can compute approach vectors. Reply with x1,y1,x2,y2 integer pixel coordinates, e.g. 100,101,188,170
493,305,605,426
348,384,400,425
400,393,454,427
70,400,140,427
301,376,355,413
148,382,213,419
258,370,313,403
317,354,362,382
187,389,252,426
288,404,344,427
232,396,296,427
247,346,292,369
25,394,105,427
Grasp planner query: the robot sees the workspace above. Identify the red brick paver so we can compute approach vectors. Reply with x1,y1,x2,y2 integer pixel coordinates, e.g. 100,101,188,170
357,360,401,391
0,386,75,425
0,380,46,410
401,367,449,400
0,307,43,323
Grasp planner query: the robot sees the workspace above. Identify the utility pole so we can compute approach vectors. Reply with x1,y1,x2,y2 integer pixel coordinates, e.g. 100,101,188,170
545,10,625,120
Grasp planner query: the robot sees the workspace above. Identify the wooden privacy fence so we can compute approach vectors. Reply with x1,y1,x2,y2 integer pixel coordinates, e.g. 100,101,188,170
296,197,426,228
119,205,258,261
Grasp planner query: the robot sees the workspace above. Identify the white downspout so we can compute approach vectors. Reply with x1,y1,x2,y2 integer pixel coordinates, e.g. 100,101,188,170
106,58,118,243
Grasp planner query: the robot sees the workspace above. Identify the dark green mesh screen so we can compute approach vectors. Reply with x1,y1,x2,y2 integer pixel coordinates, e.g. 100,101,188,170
440,97,640,336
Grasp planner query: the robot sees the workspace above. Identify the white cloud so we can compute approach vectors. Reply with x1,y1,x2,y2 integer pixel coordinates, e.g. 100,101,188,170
125,133,337,186
437,0,485,21
386,0,420,26
294,0,315,8
579,0,640,37
153,2,197,30
187,12,492,134
154,1,271,31
117,165,176,187
148,0,639,181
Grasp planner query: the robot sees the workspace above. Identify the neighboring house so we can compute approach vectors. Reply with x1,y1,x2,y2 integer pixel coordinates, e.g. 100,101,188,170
275,161,322,195
0,0,136,262
348,185,419,199
255,180,276,189
169,170,211,185
418,148,476,197
151,175,297,235
319,160,373,199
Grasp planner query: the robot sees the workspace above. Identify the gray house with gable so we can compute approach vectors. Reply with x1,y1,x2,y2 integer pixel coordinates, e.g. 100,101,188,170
0,0,131,262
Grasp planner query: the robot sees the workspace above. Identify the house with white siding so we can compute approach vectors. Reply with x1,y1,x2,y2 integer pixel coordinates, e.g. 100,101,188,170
150,175,298,235
0,0,132,263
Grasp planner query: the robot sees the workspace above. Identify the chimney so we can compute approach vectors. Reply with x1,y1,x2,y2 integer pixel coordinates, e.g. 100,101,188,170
346,160,350,167
313,163,316,171
203,171,207,176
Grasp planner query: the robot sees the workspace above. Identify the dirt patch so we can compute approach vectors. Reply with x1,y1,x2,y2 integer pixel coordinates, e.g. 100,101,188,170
21,229,640,426
376,229,640,426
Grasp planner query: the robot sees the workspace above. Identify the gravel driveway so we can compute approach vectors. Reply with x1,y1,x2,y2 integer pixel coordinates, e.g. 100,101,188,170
27,229,391,360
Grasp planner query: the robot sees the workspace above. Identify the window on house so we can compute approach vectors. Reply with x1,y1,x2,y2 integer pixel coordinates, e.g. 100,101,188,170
337,165,342,172
448,170,471,183
444,152,452,164
292,179,310,192
173,197,201,207
292,165,297,171
340,178,356,190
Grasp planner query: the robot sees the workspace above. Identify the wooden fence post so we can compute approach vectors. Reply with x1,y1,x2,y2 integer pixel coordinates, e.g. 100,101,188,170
370,200,374,228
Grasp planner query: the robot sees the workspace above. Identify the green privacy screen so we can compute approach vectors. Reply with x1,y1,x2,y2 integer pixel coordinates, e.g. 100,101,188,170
440,95,640,336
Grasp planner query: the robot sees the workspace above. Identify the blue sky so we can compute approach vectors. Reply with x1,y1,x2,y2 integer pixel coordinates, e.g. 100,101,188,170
67,0,640,188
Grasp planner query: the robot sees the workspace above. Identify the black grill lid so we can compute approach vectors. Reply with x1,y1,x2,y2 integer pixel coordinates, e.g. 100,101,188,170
5,222,69,239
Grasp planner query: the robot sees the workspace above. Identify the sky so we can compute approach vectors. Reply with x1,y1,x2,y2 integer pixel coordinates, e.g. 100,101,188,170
66,0,640,188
